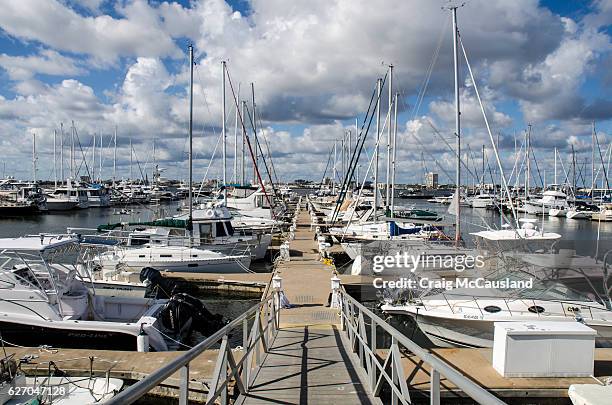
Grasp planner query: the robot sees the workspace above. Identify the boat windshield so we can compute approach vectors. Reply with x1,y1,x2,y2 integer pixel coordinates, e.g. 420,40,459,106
495,272,597,303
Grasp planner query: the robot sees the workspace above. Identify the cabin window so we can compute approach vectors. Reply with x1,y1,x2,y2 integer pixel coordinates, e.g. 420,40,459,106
484,306,501,313
528,305,545,314
138,255,146,258
216,222,227,237
188,263,198,267
131,236,150,246
160,254,172,258
199,223,212,241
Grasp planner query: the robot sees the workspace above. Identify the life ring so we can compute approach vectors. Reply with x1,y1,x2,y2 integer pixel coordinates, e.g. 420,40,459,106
206,209,215,217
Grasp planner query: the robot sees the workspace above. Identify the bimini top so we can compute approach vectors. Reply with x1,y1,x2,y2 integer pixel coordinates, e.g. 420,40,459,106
0,235,79,252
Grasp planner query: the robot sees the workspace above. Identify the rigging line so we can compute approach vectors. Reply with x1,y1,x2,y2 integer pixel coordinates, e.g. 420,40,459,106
335,71,387,197
412,18,448,119
459,33,518,226
72,125,93,180
395,90,455,182
255,109,280,185
196,129,223,199
594,127,611,191
224,65,274,213
427,118,478,180
331,72,388,224
244,103,278,198
318,147,334,189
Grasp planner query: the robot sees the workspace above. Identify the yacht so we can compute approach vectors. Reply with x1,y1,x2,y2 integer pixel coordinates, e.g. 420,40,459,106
566,201,599,219
470,218,561,253
0,235,220,351
381,277,612,348
470,193,495,208
84,184,111,207
48,182,89,209
523,186,569,216
93,245,251,273
591,203,612,222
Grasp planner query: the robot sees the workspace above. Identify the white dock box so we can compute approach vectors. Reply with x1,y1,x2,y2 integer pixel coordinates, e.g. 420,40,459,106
492,321,596,377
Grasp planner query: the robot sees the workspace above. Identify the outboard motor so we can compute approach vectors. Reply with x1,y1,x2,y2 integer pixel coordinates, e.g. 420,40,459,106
160,293,226,340
140,267,180,299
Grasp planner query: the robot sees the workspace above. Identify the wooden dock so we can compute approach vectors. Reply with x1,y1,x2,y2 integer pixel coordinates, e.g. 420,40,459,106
236,209,377,404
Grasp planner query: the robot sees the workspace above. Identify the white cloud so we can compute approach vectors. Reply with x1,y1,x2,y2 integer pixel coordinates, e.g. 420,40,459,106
0,49,84,81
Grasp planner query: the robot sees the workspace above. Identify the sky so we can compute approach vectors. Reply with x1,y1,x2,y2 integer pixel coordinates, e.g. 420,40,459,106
0,0,610,186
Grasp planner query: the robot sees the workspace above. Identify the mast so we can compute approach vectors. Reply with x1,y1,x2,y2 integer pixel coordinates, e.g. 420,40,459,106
113,126,117,185
386,64,393,210
592,121,595,201
251,83,257,185
527,124,531,196
70,121,74,180
482,144,485,191
92,134,96,181
222,61,227,203
452,5,461,243
554,147,557,185
129,137,133,181
53,129,57,188
153,138,156,185
333,138,337,194
572,144,576,194
391,92,398,216
60,122,64,186
374,78,381,220
188,44,194,233
32,132,36,183
99,133,102,182
241,100,246,185
233,86,239,184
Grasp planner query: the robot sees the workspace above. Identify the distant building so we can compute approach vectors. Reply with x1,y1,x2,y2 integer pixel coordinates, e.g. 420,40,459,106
425,172,438,188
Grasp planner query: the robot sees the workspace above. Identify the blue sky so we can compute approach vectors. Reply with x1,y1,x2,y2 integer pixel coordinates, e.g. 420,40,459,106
0,0,610,185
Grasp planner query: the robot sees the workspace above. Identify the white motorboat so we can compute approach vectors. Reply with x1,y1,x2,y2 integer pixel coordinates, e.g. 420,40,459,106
382,277,612,348
470,218,561,253
48,182,89,209
94,245,252,273
470,193,495,208
84,185,111,207
0,235,220,351
591,203,612,222
523,186,569,216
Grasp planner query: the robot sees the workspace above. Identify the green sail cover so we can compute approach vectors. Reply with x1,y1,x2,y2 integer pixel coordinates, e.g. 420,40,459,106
97,218,187,232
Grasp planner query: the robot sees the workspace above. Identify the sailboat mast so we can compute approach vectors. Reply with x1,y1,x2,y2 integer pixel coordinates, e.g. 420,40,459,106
391,92,398,217
592,121,595,201
251,83,257,185
32,132,36,183
222,61,227,203
129,137,133,181
92,134,96,181
527,124,531,196
70,121,74,180
241,100,246,186
233,87,239,184
53,129,57,188
386,64,393,210
452,6,461,243
374,78,381,220
113,126,117,185
99,133,102,182
60,122,64,186
188,44,194,232
554,147,557,185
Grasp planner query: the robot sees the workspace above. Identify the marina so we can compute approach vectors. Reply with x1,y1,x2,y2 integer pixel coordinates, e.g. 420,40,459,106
0,0,611,404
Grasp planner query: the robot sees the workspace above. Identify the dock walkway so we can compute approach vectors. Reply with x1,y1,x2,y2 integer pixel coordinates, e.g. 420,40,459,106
237,209,376,404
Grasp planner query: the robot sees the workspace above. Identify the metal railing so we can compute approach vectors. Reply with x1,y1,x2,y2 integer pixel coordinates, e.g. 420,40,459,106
338,288,506,405
106,291,280,405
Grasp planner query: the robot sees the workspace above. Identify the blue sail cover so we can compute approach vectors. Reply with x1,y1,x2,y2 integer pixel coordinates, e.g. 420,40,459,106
389,221,421,236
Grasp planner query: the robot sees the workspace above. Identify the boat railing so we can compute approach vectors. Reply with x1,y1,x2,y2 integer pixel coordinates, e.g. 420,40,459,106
338,288,506,405
431,293,603,320
105,290,280,405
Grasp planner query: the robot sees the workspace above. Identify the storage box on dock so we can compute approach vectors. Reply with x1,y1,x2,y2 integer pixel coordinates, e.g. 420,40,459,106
492,321,596,377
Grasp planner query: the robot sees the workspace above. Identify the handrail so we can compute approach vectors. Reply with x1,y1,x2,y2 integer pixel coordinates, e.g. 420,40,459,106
107,291,279,405
339,288,506,405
